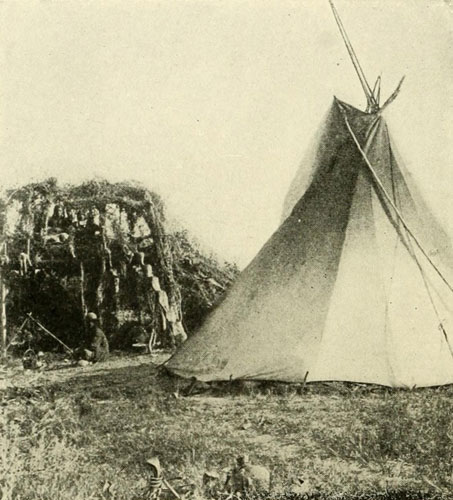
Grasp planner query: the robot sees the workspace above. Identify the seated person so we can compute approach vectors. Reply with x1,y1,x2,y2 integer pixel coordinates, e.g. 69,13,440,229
79,312,109,363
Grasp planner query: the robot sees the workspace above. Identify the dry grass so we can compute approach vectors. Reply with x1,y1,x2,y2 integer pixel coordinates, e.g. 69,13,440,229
1,357,452,499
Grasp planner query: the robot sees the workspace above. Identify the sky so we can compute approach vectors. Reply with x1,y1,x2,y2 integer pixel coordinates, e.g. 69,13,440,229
0,0,452,267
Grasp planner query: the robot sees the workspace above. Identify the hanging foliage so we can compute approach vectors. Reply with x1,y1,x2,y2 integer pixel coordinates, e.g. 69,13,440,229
0,179,187,351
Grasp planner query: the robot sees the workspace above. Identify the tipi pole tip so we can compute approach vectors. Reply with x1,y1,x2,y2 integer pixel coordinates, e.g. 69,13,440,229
328,0,378,111
379,75,406,112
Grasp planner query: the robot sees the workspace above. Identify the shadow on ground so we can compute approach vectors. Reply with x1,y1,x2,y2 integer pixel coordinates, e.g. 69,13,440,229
3,357,185,404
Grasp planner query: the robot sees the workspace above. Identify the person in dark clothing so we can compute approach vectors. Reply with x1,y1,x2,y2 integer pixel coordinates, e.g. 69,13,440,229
84,312,109,362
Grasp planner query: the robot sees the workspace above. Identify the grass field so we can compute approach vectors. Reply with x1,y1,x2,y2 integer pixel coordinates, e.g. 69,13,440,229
1,354,452,500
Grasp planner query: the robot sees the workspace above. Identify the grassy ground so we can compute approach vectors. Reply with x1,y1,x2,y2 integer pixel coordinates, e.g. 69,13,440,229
1,354,452,500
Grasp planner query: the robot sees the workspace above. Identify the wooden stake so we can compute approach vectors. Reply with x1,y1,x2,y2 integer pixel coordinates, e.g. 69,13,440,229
0,272,7,359
96,256,106,326
80,262,86,317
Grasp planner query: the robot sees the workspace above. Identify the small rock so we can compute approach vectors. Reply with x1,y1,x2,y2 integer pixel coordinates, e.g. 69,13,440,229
203,470,220,481
289,477,311,495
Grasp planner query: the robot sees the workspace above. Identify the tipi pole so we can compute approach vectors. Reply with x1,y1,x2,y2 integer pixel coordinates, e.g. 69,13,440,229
371,76,381,105
341,109,453,308
329,1,377,110
341,109,453,356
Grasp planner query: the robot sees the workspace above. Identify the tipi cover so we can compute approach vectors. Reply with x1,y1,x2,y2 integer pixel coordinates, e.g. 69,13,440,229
166,97,453,388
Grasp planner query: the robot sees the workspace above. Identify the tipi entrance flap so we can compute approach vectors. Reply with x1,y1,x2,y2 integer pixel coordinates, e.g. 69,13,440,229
309,167,392,385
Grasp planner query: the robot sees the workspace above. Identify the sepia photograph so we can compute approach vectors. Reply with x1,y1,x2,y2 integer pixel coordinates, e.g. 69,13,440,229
0,1,452,499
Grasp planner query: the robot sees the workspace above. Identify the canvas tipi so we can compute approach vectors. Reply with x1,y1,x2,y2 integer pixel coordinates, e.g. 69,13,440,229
166,4,453,388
